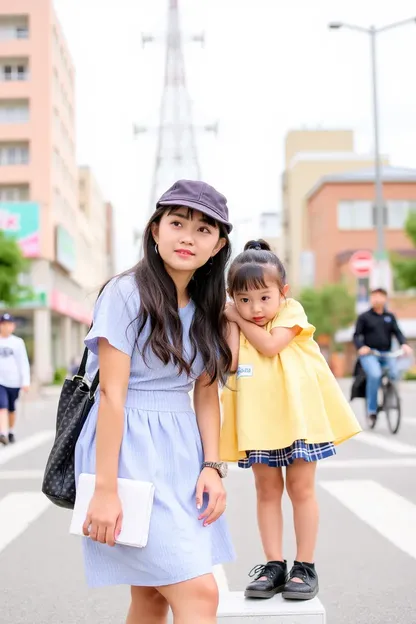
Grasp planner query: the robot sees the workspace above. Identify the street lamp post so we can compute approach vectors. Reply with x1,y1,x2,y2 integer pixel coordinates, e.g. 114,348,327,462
329,17,416,268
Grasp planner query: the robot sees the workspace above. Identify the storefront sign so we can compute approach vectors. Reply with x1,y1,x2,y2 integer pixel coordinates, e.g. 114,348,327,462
50,289,92,325
56,225,76,272
0,202,40,257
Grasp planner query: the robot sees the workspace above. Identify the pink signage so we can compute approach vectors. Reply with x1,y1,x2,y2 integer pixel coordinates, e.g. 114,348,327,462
0,202,41,258
50,289,92,325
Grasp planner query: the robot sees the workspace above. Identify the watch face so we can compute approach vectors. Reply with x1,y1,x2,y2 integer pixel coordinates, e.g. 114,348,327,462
218,462,228,478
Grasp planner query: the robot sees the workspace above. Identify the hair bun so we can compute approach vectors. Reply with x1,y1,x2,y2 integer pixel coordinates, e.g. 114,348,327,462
244,239,271,252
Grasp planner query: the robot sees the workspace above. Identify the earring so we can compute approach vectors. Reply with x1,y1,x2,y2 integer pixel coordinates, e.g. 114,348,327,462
205,257,213,274
155,243,159,255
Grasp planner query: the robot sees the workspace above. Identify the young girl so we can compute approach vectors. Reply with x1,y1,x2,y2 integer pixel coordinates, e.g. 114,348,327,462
220,240,361,602
76,180,235,624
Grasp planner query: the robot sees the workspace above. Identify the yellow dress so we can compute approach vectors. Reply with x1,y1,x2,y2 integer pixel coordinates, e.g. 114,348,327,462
220,298,362,462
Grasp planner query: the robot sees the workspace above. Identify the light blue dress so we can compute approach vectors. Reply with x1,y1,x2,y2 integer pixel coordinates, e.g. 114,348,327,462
75,274,235,588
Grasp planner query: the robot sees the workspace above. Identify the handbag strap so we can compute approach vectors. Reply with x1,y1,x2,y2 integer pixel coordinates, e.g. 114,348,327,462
74,322,100,394
75,282,109,394
76,346,89,379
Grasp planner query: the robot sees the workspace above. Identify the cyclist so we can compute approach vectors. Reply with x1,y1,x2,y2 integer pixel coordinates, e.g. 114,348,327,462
353,288,412,425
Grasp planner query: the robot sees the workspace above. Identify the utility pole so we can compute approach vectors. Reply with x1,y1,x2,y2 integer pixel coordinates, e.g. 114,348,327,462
329,17,416,289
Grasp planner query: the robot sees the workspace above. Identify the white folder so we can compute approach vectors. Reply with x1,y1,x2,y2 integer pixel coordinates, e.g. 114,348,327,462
69,473,155,548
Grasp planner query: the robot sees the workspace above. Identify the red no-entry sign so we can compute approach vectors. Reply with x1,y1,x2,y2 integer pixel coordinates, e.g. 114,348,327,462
349,250,373,277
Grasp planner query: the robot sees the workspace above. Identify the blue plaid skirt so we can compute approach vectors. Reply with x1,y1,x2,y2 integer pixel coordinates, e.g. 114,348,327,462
238,440,336,469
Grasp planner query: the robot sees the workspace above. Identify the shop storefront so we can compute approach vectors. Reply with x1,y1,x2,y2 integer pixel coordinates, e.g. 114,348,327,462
1,201,93,385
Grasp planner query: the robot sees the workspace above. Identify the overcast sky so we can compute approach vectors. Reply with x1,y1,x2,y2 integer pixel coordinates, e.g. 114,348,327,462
54,0,416,271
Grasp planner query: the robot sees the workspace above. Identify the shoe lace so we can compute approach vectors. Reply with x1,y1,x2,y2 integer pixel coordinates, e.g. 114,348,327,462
248,563,278,580
290,562,312,584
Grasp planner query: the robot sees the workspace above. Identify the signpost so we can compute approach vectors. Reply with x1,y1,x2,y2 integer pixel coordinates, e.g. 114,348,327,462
349,250,373,277
350,251,373,314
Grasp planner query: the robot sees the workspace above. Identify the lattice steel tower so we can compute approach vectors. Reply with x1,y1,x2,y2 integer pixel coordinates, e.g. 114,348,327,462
136,0,216,220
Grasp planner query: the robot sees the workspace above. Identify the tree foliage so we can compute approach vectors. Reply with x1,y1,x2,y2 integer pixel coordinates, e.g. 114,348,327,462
392,211,416,290
0,231,32,305
299,283,356,346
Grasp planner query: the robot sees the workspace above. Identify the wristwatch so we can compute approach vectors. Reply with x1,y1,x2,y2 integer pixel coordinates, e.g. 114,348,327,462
202,461,228,478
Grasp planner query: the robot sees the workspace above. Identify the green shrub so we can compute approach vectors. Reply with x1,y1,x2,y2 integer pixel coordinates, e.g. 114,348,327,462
53,367,67,385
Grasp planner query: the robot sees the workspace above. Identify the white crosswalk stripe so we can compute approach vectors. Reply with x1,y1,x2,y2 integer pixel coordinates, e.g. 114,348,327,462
0,430,55,466
2,425,416,591
320,479,416,560
0,492,51,554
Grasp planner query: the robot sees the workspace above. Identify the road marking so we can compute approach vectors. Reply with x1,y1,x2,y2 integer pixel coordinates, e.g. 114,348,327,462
0,470,44,480
0,492,51,554
320,480,416,560
318,457,416,469
0,430,54,466
353,431,416,455
213,565,229,591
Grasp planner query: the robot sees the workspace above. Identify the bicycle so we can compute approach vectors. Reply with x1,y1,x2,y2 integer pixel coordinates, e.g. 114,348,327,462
363,349,404,434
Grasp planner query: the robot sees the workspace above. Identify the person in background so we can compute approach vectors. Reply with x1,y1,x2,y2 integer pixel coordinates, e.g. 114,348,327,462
0,313,30,445
353,288,413,425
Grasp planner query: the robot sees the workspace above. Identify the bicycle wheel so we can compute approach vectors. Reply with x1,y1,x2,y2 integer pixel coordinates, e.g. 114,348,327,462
385,382,401,434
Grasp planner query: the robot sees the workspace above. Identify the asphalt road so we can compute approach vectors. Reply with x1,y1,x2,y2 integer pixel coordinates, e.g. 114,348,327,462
1,381,416,623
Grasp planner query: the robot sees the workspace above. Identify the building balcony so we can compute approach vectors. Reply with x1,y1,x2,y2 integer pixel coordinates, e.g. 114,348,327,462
0,122,30,141
0,163,30,184
0,80,31,99
0,40,31,60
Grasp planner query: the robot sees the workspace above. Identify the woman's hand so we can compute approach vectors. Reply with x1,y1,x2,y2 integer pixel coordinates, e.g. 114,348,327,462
196,467,227,526
82,489,123,547
225,301,240,324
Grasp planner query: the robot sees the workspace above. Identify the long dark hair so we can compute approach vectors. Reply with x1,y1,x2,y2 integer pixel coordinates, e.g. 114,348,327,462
120,206,231,385
227,239,287,296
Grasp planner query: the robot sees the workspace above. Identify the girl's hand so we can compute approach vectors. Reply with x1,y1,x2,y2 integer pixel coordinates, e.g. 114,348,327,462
196,467,227,526
225,302,240,323
82,489,123,547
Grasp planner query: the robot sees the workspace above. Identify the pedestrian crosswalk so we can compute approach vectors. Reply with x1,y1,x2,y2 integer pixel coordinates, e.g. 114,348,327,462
320,480,416,560
1,429,416,570
0,491,51,554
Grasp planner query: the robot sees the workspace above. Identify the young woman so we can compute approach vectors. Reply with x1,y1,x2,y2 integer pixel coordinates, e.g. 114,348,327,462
76,180,235,624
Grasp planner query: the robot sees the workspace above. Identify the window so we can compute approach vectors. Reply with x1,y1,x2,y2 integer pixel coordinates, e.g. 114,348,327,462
17,65,26,80
0,18,29,41
0,185,29,201
337,200,373,230
386,200,416,229
0,101,29,123
0,61,29,81
0,143,29,165
16,27,29,39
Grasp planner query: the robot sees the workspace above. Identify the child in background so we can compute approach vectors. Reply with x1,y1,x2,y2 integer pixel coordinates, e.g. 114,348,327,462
220,240,361,601
0,313,30,445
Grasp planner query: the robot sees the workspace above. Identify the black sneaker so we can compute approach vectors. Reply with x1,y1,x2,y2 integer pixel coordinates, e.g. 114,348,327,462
0,434,8,446
245,561,287,599
8,433,15,444
282,561,319,600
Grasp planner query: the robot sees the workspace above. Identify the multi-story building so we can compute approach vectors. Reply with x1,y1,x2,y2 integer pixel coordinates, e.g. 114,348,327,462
231,212,280,260
306,165,416,359
76,166,112,296
281,129,389,292
0,0,114,385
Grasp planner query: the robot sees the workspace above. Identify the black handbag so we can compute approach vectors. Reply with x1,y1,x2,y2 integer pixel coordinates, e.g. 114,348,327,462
41,347,99,509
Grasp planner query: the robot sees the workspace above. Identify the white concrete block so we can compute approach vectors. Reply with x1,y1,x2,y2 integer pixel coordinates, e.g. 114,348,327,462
169,591,326,623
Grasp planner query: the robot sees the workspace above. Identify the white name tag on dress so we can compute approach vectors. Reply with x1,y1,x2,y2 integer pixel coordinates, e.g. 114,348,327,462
69,473,155,548
237,365,253,378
